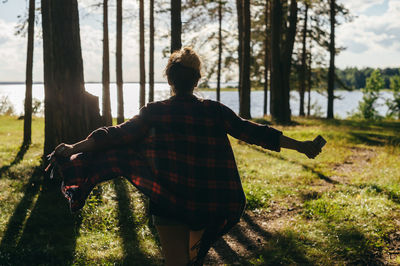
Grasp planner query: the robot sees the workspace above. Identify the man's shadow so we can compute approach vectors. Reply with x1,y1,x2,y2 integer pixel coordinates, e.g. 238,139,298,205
0,159,82,265
0,142,30,178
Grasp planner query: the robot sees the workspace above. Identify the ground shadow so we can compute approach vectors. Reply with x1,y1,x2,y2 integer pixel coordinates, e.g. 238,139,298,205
0,171,82,265
0,166,42,250
207,212,310,265
312,118,400,132
333,225,385,265
0,142,30,178
350,132,400,147
244,143,339,185
113,178,157,265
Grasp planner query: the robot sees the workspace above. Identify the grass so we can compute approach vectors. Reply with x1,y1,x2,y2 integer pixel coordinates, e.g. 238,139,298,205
0,115,399,265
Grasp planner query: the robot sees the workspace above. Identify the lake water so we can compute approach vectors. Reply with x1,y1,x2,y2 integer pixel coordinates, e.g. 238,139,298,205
0,83,393,119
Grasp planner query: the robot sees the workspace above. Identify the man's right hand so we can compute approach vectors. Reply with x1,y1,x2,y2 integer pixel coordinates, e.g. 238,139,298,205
297,141,321,159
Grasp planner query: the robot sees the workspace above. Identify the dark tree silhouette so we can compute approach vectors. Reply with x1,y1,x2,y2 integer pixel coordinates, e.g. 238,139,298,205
239,0,251,119
171,0,182,52
41,0,101,155
327,0,335,119
116,0,124,123
270,0,298,123
236,0,243,101
102,0,112,126
149,0,155,103
307,43,312,116
139,0,145,108
299,3,309,117
216,0,223,102
23,0,35,145
263,0,270,116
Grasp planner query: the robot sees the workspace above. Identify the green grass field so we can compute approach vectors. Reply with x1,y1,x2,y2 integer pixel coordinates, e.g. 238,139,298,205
0,115,399,265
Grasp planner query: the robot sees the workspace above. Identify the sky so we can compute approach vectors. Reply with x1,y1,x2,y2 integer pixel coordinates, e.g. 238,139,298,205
0,0,399,82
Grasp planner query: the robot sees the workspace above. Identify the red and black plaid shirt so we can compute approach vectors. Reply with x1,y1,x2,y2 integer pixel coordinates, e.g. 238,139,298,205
57,94,282,260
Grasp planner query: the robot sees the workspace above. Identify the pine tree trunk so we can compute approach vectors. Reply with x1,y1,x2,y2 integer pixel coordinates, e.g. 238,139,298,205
236,0,243,100
327,0,335,119
270,0,282,121
41,0,100,155
24,0,35,145
239,0,251,119
102,0,112,126
216,0,222,102
149,0,154,103
171,0,182,53
116,0,124,123
139,0,145,108
263,0,269,116
307,48,312,116
299,3,308,117
270,0,296,123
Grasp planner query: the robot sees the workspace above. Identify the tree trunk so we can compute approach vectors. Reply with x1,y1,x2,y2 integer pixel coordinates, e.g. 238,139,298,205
149,0,154,103
307,47,312,116
270,0,297,123
236,0,243,101
270,0,282,121
24,0,35,145
116,0,124,123
139,0,145,108
216,0,223,102
299,3,308,117
41,0,100,155
327,0,335,119
102,0,112,126
171,0,182,53
239,0,251,119
263,0,269,116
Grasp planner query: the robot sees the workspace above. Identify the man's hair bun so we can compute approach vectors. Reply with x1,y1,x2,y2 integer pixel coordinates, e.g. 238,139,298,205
165,47,202,94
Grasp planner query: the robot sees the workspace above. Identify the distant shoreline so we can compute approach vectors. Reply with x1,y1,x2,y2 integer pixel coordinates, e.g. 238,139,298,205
0,81,170,85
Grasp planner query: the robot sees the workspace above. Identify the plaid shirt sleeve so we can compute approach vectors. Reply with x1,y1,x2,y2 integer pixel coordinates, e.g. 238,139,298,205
86,105,149,148
218,102,282,152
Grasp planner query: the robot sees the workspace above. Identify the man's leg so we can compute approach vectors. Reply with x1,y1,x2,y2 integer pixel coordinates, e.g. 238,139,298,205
189,229,205,261
156,225,190,266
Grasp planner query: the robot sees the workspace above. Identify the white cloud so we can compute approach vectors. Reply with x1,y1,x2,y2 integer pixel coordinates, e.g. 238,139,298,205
340,0,386,13
336,0,400,68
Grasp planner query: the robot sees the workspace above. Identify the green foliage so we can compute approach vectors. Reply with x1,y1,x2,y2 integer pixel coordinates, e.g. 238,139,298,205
386,75,400,119
357,69,384,120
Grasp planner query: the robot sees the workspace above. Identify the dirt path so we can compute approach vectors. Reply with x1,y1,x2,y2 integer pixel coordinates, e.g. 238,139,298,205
204,147,399,265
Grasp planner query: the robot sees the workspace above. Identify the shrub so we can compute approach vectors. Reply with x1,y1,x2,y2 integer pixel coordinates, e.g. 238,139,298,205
386,75,400,119
357,69,384,120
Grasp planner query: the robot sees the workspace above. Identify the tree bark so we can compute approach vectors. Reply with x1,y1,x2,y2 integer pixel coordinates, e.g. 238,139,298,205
216,0,223,102
299,3,308,116
263,0,270,116
24,0,35,145
149,0,155,103
239,0,251,119
41,0,100,155
270,0,282,121
139,0,145,108
236,0,243,101
307,46,312,116
171,0,182,53
270,0,297,123
102,0,112,126
116,0,124,123
327,0,335,119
